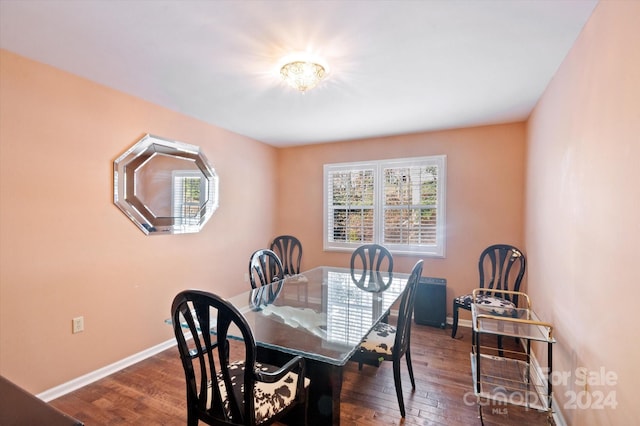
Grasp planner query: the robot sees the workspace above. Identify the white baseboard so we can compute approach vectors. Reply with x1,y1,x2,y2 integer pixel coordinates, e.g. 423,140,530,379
37,338,177,402
448,316,472,329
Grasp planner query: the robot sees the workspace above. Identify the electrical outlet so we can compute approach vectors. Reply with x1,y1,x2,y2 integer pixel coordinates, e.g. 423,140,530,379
72,316,84,334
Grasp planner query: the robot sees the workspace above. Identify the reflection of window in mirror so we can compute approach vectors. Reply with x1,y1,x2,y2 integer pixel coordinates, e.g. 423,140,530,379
172,171,206,226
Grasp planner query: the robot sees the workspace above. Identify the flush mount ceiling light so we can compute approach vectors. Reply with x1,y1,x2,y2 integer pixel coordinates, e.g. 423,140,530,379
279,53,328,93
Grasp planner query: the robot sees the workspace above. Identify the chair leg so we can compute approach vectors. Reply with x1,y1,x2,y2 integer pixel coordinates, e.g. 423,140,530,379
358,361,363,371
287,392,309,426
187,410,199,426
185,395,199,426
405,350,416,389
451,303,459,338
302,391,309,426
393,359,406,417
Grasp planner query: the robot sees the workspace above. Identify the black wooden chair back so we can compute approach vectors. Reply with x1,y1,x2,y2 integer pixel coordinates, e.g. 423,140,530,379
393,259,423,360
350,244,394,292
248,249,284,289
270,235,303,276
478,244,526,305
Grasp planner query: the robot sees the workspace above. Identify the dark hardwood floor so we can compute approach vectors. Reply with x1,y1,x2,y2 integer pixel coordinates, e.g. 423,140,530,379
49,324,553,425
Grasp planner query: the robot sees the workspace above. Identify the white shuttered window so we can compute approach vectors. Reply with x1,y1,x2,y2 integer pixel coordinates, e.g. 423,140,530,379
324,156,446,257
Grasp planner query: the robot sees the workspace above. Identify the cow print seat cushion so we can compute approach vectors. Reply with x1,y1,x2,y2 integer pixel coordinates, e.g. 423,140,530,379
455,293,516,316
212,361,309,424
358,322,397,358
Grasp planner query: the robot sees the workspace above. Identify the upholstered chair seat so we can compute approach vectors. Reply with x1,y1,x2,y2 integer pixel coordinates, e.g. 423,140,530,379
358,322,397,357
214,361,310,425
453,293,517,317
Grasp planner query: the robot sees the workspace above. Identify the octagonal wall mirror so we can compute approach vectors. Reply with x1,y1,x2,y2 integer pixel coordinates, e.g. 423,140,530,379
114,134,219,235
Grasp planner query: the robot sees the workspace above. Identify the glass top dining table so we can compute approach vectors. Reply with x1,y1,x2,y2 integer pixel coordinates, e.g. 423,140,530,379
169,265,411,424
226,266,411,366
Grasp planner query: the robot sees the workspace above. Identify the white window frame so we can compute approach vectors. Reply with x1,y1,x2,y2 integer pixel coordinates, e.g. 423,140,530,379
323,155,446,257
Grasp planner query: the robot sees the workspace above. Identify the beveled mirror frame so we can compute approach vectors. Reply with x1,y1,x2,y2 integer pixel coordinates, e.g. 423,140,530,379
114,134,219,235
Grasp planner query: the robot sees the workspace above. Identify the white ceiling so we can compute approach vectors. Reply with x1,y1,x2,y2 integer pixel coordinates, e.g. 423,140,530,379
0,0,598,147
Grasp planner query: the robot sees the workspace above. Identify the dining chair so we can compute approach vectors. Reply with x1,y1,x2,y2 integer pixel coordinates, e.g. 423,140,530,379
248,249,285,289
350,259,424,418
451,244,526,341
270,235,303,276
171,289,309,426
350,244,394,292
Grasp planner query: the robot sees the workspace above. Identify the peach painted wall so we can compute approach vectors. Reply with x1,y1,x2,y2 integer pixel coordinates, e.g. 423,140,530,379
526,1,640,424
275,123,527,318
0,50,278,393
